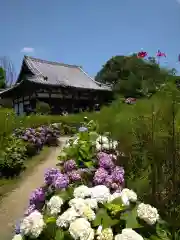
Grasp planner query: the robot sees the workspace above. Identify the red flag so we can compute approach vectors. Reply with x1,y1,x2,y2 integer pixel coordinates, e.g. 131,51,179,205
137,51,148,58
156,50,166,57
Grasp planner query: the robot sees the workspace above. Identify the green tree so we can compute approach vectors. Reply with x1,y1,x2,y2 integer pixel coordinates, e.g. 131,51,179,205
0,67,6,89
95,55,171,97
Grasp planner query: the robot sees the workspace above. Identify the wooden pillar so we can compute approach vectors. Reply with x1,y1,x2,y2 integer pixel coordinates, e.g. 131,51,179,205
22,96,24,114
49,91,52,113
17,100,20,115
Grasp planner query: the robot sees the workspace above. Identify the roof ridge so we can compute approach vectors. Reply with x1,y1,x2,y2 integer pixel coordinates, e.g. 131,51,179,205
78,67,111,88
24,55,80,68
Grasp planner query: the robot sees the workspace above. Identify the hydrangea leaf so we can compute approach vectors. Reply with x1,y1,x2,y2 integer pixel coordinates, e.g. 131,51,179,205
84,161,94,168
111,197,123,205
120,206,143,229
104,203,125,215
149,235,164,240
45,216,56,224
41,221,57,239
92,208,119,229
63,231,74,240
55,229,65,240
57,187,73,201
155,222,172,240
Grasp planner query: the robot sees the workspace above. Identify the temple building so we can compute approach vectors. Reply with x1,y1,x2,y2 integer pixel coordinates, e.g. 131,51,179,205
0,56,112,115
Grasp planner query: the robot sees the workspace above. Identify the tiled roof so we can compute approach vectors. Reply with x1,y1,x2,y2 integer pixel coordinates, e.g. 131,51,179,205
24,56,111,91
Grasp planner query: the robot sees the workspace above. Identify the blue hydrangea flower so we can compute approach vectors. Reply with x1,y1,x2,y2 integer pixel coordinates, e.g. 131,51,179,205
78,127,88,132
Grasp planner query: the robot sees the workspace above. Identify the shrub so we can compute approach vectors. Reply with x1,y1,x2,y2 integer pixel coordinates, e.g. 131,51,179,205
11,119,176,240
35,101,50,115
0,136,27,177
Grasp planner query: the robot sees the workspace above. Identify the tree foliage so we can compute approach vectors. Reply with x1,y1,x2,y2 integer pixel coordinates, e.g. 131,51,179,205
0,56,16,87
95,55,174,97
0,67,6,89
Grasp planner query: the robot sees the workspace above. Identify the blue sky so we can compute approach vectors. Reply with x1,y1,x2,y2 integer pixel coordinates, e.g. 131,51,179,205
1,0,180,79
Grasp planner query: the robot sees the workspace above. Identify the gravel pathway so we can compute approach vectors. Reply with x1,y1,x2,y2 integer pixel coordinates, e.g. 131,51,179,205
0,136,69,240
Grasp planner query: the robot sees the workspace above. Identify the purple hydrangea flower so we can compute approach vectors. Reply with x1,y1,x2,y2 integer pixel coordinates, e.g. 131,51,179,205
104,175,114,188
68,170,82,182
63,160,77,172
97,152,115,170
93,168,108,185
44,168,61,185
29,187,45,205
111,183,120,191
24,204,36,216
111,166,124,184
22,135,28,141
53,174,69,189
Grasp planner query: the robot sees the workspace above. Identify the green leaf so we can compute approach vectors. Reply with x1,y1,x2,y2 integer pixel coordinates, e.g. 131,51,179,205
55,229,65,240
64,231,73,240
84,161,94,168
92,208,119,229
42,221,57,239
57,187,73,201
120,207,142,229
156,223,172,240
149,235,163,240
46,216,56,224
104,203,125,215
111,197,123,205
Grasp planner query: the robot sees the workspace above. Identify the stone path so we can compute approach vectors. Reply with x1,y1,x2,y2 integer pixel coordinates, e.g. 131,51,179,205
0,136,69,240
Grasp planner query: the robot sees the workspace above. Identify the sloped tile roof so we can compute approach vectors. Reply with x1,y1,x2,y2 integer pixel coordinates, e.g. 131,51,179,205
24,56,111,91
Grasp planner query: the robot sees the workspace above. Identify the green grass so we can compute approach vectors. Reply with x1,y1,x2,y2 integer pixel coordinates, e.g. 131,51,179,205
0,146,51,200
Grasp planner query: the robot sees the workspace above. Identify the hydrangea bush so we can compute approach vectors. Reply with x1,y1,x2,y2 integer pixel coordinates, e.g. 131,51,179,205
12,118,174,240
14,125,60,155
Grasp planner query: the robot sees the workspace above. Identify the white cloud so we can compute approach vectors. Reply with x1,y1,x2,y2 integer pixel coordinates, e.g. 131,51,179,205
21,47,35,53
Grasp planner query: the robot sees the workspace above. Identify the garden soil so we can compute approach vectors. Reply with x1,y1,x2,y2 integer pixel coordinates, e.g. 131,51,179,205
0,136,69,240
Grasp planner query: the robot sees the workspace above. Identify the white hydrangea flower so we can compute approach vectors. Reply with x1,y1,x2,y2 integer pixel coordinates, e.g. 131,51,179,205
121,188,137,205
96,135,118,150
73,185,91,199
96,142,102,151
112,140,118,148
47,195,63,215
20,210,45,238
90,185,110,203
114,228,143,240
108,140,118,150
108,192,122,203
121,192,130,206
69,198,86,211
12,235,23,240
69,198,96,221
84,198,98,209
97,228,113,240
56,207,79,228
69,218,94,240
96,135,109,145
79,205,96,221
96,225,103,235
137,203,159,225
102,143,110,150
